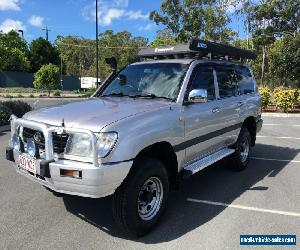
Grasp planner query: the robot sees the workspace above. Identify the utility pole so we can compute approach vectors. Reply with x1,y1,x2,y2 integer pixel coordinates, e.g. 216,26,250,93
42,26,51,41
60,56,63,92
96,0,99,87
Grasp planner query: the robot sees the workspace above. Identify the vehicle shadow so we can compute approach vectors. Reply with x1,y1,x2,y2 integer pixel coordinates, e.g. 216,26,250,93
62,143,300,243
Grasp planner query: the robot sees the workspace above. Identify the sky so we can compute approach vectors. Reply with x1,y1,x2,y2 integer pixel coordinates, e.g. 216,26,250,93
0,0,246,43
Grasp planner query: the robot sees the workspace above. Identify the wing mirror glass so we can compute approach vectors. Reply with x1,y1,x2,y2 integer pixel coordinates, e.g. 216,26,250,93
188,89,208,103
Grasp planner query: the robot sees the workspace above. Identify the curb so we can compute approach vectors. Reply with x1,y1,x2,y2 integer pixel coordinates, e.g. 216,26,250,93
262,113,300,118
0,125,10,133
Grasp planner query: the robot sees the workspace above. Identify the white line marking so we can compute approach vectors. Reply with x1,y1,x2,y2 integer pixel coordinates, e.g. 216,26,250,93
187,198,300,217
250,157,300,163
257,135,300,140
264,124,300,127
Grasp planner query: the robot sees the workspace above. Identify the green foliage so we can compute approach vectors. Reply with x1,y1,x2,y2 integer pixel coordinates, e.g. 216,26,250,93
268,34,300,87
34,64,60,96
258,86,272,109
274,88,299,112
0,103,11,126
0,101,32,126
80,88,96,98
30,37,60,72
53,90,61,96
55,35,94,76
0,88,48,94
149,0,236,43
151,29,178,47
0,30,29,54
250,0,299,42
56,31,148,80
0,30,30,71
0,45,30,71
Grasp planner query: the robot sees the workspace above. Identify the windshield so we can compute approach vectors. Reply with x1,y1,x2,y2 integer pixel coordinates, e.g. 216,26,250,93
100,63,189,101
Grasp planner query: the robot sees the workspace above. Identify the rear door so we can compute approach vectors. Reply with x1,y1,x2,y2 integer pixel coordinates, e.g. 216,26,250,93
212,65,241,147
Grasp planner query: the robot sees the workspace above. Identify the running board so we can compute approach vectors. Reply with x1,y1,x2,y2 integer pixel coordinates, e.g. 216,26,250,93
181,148,235,179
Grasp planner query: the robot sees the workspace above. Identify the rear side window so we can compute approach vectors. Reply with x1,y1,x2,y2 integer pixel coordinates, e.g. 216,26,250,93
189,67,215,101
235,65,255,95
216,67,237,98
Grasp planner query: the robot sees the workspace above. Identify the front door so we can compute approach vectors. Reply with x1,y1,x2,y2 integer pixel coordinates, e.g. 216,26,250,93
183,65,225,164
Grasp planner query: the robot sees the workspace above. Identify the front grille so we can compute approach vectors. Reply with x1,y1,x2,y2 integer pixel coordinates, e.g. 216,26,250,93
23,127,69,154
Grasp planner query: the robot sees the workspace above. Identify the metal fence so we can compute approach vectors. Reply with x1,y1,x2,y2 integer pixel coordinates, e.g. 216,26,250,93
0,71,80,91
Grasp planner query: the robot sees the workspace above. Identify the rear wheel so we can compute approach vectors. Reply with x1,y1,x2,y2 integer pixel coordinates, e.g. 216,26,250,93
112,157,169,237
227,127,252,171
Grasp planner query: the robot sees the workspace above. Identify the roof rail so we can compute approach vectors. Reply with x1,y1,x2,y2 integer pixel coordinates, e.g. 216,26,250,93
138,39,257,61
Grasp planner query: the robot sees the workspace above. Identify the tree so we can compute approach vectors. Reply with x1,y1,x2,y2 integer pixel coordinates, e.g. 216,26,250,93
268,34,300,87
34,64,60,96
0,45,30,71
93,30,148,79
0,30,29,54
151,29,178,47
0,30,30,71
30,38,60,72
149,0,236,43
248,0,300,85
55,31,148,80
55,35,95,77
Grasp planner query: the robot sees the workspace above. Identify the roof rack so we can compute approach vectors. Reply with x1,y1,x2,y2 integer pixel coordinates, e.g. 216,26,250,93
138,39,257,61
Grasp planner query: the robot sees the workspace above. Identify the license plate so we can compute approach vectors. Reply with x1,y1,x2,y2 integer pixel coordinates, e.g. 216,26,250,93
19,154,36,175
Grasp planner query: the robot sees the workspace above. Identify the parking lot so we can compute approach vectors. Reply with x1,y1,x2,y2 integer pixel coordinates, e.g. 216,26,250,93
0,115,299,250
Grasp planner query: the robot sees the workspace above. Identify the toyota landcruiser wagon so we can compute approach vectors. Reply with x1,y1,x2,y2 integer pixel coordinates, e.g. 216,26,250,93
6,40,263,236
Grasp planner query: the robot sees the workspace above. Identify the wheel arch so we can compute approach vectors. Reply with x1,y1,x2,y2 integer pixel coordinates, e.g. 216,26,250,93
242,116,257,146
133,141,179,190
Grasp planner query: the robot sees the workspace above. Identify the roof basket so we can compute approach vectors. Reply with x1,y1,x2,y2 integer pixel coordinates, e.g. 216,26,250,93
138,39,257,61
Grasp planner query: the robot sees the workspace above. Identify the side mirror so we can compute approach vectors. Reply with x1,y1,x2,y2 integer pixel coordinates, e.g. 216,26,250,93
188,89,208,103
117,74,127,85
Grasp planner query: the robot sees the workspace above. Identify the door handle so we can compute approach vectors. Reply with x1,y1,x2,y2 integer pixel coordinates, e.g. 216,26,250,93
212,107,221,113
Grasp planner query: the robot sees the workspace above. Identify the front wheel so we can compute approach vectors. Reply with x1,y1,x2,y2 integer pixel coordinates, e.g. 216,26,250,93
227,127,252,171
112,157,169,237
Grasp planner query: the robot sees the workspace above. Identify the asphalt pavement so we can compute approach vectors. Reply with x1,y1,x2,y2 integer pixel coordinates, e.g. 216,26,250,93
0,116,299,250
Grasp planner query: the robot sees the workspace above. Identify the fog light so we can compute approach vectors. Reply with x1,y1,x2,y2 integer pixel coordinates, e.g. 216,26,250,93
12,134,21,151
60,169,82,179
27,139,37,157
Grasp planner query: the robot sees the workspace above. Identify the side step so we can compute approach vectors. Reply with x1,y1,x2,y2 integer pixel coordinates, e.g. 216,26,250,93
181,148,235,179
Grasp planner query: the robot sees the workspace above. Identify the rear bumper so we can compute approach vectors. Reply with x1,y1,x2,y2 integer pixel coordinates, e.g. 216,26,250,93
7,147,132,198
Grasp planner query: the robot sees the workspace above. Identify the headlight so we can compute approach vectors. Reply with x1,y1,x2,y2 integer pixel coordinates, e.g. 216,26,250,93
12,134,21,151
97,132,118,158
65,133,93,158
64,132,118,160
26,139,38,157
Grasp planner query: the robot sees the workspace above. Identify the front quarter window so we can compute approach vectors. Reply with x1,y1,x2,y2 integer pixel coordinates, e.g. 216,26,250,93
100,63,189,100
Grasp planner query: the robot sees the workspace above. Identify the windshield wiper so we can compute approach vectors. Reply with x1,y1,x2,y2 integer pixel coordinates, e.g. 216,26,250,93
129,94,176,102
100,92,128,97
101,92,176,101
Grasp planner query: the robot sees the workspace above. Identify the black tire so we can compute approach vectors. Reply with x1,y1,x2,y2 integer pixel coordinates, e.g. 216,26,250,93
227,127,252,171
112,157,169,237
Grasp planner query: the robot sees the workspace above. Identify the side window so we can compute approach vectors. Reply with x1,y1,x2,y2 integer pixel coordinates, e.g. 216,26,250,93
216,67,237,98
235,65,255,95
189,67,215,101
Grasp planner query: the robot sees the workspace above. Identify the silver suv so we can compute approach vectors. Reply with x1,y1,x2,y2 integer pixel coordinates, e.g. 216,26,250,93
6,40,263,236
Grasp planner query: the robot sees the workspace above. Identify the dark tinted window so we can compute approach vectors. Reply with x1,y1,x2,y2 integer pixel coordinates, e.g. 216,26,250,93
190,67,215,100
235,65,255,95
216,67,237,98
